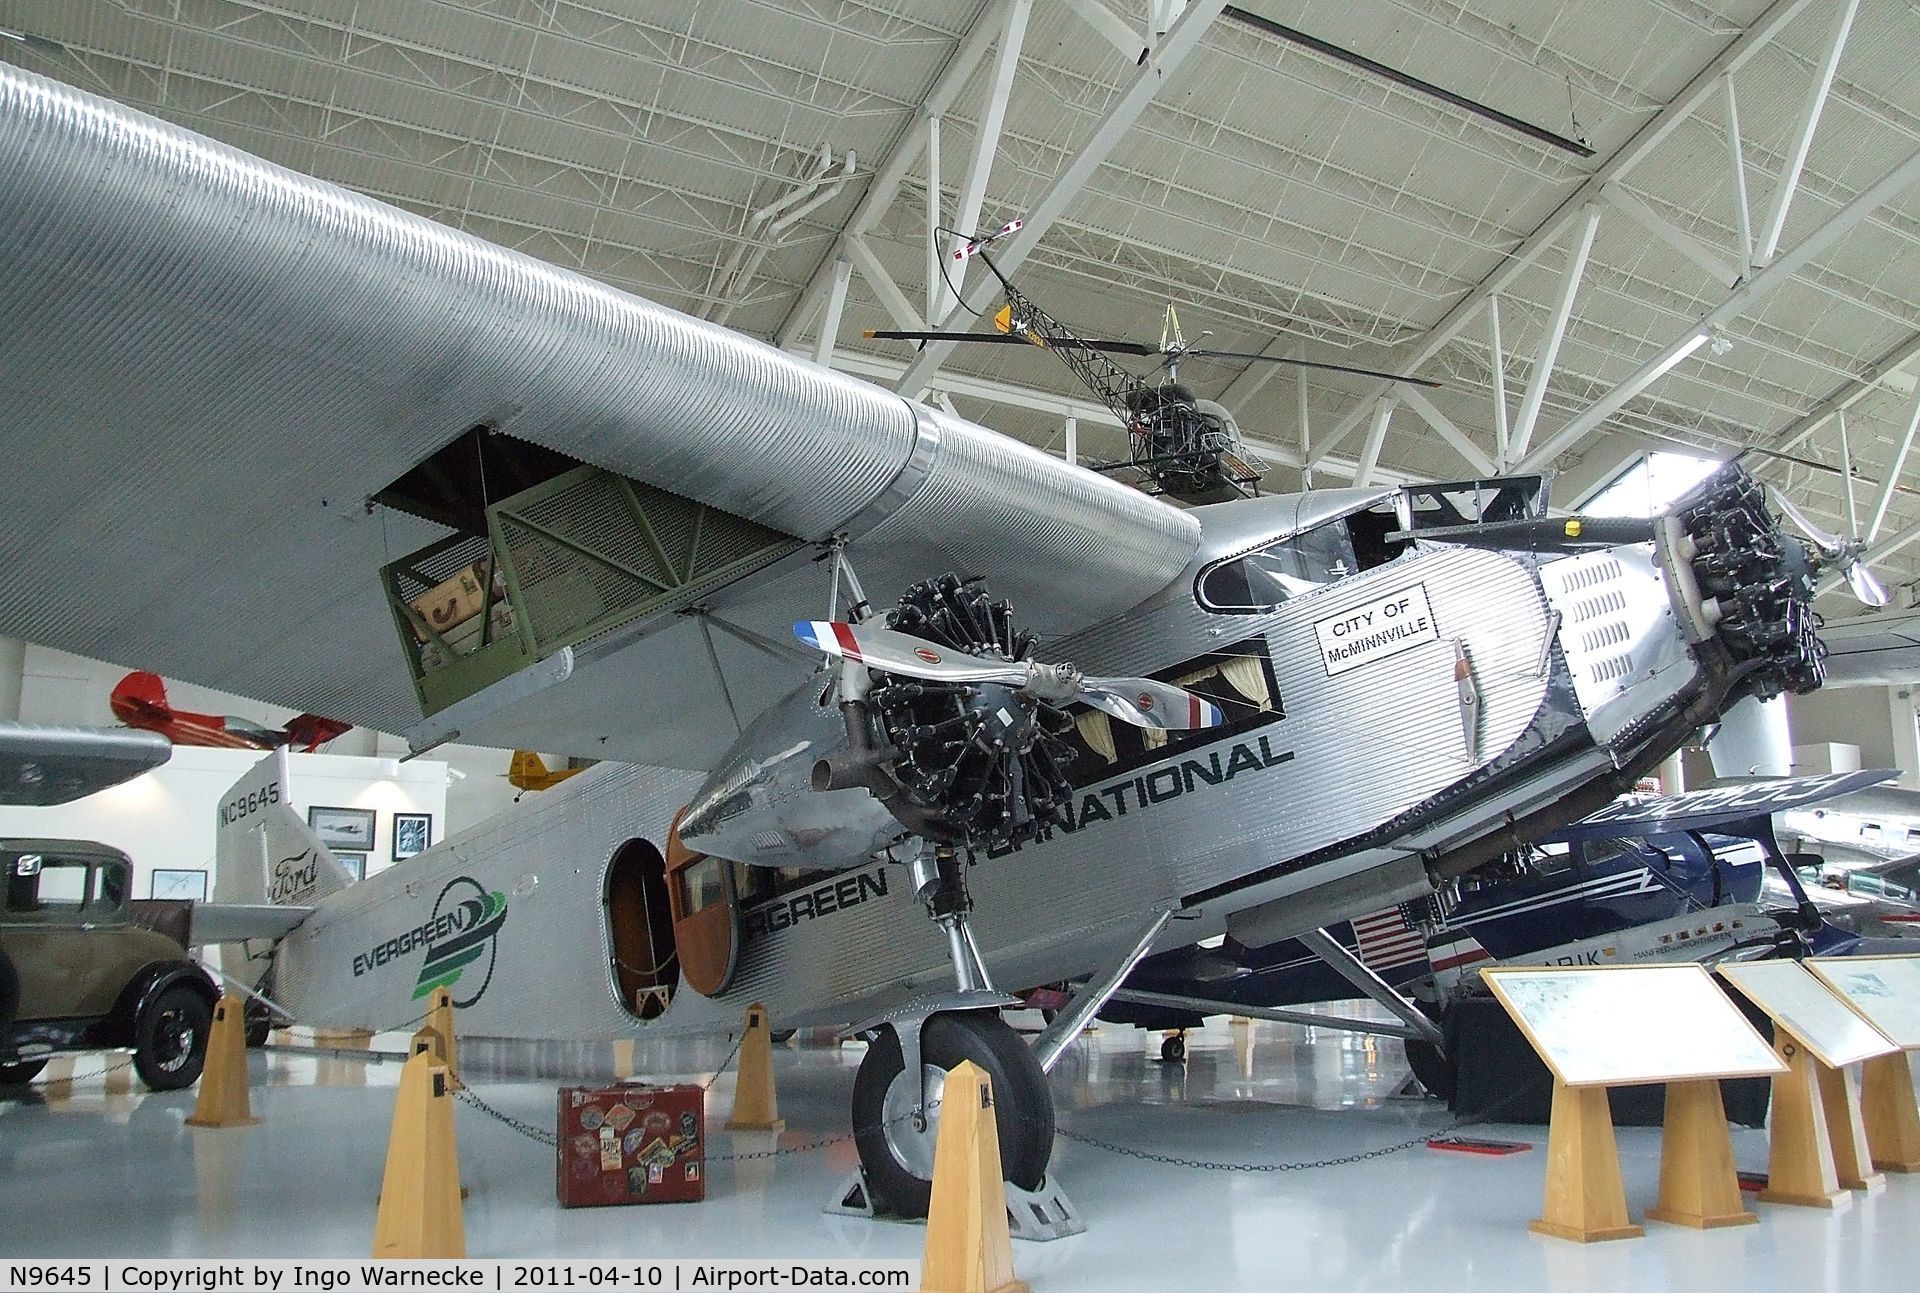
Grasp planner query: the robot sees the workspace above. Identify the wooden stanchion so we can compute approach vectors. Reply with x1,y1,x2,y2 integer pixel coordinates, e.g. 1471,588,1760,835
1759,1040,1847,1208
1861,1051,1920,1172
185,995,260,1128
725,1003,785,1133
1815,1060,1884,1192
425,988,462,1090
371,1051,465,1259
1529,1079,1643,1243
1645,1079,1756,1229
919,1061,1027,1293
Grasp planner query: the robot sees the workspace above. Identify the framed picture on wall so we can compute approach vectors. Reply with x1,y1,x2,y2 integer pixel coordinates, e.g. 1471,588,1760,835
335,853,366,882
308,805,376,852
393,813,432,861
149,869,207,901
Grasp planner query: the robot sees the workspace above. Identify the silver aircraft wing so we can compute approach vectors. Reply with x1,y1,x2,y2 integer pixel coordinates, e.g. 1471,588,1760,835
0,64,1200,771
0,724,173,805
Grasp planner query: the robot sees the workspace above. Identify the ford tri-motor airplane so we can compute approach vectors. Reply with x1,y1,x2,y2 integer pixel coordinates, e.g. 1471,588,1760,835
0,63,1860,1217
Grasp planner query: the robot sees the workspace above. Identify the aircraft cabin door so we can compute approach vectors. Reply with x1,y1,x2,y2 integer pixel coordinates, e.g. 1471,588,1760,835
664,810,741,998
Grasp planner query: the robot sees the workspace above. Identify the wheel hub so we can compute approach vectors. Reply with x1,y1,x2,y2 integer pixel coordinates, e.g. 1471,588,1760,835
879,1062,947,1181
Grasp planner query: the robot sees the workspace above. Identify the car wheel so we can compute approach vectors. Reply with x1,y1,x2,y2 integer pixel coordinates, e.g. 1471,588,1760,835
133,985,213,1092
0,948,19,1033
851,1012,1054,1219
0,1058,48,1086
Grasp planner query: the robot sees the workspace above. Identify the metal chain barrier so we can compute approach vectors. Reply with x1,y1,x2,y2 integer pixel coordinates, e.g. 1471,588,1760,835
7,1053,138,1088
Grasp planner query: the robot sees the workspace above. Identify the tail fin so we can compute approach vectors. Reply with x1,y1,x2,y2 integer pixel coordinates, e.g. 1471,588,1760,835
109,669,171,723
507,750,548,790
212,748,355,907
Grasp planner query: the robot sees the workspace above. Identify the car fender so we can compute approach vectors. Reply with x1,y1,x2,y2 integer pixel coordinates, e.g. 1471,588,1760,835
107,959,218,1045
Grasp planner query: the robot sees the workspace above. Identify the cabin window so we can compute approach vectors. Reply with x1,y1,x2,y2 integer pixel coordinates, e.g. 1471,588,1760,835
5,854,91,914
1054,637,1283,786
1198,525,1355,612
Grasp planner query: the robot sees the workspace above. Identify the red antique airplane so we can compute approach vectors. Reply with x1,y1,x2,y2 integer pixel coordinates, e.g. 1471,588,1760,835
109,671,351,752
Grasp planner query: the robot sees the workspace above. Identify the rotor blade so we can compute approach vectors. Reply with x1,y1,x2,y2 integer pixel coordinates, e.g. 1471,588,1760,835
864,329,1042,347
1767,486,1845,554
1848,562,1891,608
1079,678,1225,731
1180,349,1443,388
793,622,1029,684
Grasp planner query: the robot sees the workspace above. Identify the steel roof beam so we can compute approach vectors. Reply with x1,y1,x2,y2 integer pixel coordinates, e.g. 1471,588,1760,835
1755,0,1858,266
1868,387,1920,542
1510,205,1602,461
1517,145,1920,473
1396,384,1496,476
1602,184,1739,288
775,5,1002,348
1773,330,1920,457
890,0,1231,398
937,0,1031,324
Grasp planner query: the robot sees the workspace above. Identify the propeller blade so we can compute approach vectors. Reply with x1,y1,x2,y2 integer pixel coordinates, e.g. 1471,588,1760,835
793,622,1029,684
1079,678,1225,731
1768,487,1845,554
1848,562,1891,607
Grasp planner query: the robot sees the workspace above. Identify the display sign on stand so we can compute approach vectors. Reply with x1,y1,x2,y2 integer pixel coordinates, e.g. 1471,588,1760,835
1807,955,1920,1173
1482,965,1785,1242
1718,960,1898,1203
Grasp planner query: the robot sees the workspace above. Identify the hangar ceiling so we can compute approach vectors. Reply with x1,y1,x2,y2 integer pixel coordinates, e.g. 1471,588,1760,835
6,0,1920,596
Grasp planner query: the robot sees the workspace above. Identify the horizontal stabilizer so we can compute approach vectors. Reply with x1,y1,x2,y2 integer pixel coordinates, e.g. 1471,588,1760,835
190,903,314,944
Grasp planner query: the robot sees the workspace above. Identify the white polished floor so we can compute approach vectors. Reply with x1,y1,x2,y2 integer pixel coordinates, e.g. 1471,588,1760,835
3,1011,1917,1291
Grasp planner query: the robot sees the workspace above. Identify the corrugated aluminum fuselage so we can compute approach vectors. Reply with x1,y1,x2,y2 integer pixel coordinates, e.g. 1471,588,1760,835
274,493,1705,1039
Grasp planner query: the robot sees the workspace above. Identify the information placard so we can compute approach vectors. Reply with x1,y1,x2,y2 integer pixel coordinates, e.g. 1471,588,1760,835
1718,959,1897,1069
1482,964,1784,1087
1807,955,1920,1049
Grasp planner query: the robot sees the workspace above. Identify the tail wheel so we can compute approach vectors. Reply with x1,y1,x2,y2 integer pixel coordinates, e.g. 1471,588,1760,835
133,985,212,1092
851,1011,1054,1218
1159,1033,1186,1063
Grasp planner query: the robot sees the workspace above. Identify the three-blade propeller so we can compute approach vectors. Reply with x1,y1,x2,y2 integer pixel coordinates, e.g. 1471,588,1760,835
1770,489,1890,607
794,621,1226,731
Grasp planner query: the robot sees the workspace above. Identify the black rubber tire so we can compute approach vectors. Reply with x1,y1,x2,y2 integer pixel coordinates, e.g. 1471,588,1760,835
133,985,212,1092
0,1057,48,1086
852,1012,1054,1218
244,1000,272,1048
1403,1037,1456,1104
1160,1034,1187,1063
769,1028,797,1045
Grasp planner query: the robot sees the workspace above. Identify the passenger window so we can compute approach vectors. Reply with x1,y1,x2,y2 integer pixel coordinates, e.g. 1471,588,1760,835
676,855,727,915
1199,524,1356,612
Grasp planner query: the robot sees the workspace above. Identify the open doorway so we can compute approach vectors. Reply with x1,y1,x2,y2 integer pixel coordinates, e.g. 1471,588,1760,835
604,839,678,1020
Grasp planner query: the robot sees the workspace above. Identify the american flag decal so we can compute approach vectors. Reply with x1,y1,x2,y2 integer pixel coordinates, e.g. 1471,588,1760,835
1351,908,1429,972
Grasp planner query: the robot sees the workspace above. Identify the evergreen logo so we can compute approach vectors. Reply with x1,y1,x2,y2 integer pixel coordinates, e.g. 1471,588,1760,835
415,876,508,1004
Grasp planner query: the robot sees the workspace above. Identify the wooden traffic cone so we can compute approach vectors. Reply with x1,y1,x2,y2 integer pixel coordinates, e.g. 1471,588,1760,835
425,987,462,1090
726,1003,785,1132
371,1051,465,1259
920,1061,1027,1293
186,995,260,1128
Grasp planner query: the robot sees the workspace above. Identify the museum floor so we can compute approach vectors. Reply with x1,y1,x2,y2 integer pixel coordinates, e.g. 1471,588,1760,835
3,1012,1916,1290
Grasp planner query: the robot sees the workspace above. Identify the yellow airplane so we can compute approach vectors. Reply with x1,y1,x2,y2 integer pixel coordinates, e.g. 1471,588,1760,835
507,751,587,795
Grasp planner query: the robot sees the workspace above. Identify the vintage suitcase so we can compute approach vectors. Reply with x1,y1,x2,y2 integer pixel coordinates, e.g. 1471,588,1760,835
408,560,490,642
555,1084,707,1206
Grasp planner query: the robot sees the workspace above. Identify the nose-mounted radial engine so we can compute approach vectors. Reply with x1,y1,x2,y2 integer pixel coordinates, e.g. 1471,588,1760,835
795,573,1223,993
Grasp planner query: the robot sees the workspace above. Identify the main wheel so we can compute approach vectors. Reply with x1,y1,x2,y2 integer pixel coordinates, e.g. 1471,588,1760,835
852,1012,1054,1218
133,985,212,1091
0,1058,48,1086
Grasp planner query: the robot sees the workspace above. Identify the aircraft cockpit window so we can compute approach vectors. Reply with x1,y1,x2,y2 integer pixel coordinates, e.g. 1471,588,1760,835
1198,525,1356,613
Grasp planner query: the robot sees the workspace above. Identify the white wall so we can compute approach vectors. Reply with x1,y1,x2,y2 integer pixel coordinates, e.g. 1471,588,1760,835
11,643,527,835
0,745,446,896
